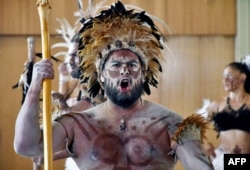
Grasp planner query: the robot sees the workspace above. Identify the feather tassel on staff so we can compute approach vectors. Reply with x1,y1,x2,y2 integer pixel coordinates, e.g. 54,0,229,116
36,0,53,170
12,37,36,104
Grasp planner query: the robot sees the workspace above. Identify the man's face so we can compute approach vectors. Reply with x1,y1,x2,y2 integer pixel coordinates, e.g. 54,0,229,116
102,49,144,108
65,42,80,73
65,42,80,78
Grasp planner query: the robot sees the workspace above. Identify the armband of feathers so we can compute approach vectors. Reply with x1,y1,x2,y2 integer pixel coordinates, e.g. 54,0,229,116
172,114,209,145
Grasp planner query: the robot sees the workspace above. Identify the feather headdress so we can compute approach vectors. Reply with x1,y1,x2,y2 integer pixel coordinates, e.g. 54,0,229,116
78,1,170,97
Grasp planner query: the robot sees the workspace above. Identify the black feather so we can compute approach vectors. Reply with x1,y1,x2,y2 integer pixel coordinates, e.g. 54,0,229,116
21,61,33,104
152,58,162,72
12,83,19,89
88,82,101,98
143,81,151,95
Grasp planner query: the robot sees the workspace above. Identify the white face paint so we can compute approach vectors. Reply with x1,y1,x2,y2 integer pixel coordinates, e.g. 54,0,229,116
65,42,80,73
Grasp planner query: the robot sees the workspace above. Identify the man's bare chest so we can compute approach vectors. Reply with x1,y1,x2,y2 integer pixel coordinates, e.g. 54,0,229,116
69,115,174,169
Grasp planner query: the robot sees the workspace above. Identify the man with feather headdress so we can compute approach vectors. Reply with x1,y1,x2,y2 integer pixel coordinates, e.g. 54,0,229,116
51,21,105,119
14,1,213,169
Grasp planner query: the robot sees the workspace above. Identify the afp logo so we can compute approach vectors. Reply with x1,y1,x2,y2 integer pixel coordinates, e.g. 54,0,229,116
224,154,250,170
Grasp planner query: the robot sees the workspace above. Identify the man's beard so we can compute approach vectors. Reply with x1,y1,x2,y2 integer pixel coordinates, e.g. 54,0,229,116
104,80,144,108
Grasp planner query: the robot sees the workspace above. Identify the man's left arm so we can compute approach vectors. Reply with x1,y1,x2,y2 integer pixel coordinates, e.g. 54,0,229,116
171,114,214,170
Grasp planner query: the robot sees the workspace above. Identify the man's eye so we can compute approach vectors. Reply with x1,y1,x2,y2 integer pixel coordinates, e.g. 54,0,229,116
111,63,120,68
129,63,138,68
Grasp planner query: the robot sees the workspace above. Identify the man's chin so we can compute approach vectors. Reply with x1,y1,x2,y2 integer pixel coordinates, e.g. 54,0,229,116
119,90,131,95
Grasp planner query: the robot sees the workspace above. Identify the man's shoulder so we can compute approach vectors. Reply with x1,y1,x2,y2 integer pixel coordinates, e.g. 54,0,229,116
142,100,183,120
143,100,177,112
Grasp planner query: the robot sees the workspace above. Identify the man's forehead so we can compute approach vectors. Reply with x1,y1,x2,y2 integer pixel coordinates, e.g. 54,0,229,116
108,50,140,61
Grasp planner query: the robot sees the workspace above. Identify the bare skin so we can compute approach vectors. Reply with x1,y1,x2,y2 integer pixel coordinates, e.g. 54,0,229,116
206,65,250,156
62,100,178,170
14,50,213,170
219,130,250,153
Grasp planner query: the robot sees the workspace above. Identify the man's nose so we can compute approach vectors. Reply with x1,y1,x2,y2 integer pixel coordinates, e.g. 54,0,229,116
120,64,129,75
69,57,74,64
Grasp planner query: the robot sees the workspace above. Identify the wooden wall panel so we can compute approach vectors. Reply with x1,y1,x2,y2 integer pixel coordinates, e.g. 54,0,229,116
164,0,236,35
0,0,78,35
159,36,234,115
0,0,235,35
120,0,236,35
143,36,234,115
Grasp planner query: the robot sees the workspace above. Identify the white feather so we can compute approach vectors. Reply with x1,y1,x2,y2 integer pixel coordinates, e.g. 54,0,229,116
52,18,79,60
242,54,250,70
74,0,108,25
53,52,68,59
196,99,211,119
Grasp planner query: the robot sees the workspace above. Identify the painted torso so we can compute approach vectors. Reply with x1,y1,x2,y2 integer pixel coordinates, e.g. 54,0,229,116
57,101,182,170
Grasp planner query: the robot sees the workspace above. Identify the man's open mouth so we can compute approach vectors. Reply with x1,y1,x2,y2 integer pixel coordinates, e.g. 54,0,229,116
120,78,130,92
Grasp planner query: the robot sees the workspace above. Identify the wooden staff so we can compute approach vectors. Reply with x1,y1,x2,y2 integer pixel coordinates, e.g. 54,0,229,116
36,1,53,170
27,37,36,62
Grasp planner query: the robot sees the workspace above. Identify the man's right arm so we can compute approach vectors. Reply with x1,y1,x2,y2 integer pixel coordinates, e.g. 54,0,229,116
14,59,54,157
